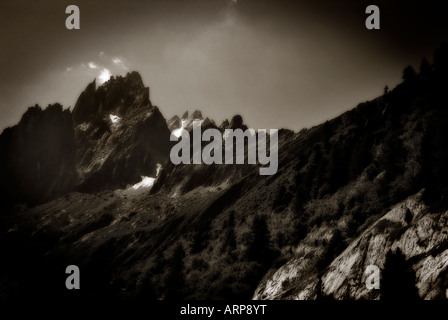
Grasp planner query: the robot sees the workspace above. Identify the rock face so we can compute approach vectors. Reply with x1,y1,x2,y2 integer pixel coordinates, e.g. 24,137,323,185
72,79,96,125
72,71,150,125
73,72,171,192
153,112,261,195
75,105,171,192
229,114,248,130
167,115,181,132
0,103,78,210
219,119,230,130
169,109,209,133
254,191,448,300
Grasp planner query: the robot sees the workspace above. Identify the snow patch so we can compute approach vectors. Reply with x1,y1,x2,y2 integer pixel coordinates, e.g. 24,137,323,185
110,114,121,124
126,164,161,192
172,119,188,138
172,127,184,138
172,120,205,138
132,176,155,189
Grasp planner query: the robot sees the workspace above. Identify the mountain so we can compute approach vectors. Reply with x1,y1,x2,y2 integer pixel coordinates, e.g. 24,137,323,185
72,72,171,192
0,103,77,211
1,43,448,300
0,71,172,210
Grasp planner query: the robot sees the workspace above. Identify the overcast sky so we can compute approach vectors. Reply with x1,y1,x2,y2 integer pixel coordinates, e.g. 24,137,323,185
1,0,447,131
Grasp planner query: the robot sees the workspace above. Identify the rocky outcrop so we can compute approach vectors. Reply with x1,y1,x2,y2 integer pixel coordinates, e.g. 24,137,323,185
254,191,448,300
0,104,78,210
229,114,248,131
72,71,150,125
219,119,230,130
155,112,261,195
72,79,97,125
169,109,209,133
191,110,203,120
167,115,181,132
95,71,150,117
74,72,171,192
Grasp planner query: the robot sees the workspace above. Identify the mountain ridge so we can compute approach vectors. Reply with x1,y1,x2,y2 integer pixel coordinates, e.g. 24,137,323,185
1,43,448,300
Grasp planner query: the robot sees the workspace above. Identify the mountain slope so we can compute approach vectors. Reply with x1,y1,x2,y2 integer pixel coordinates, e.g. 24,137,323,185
254,190,448,300
1,44,448,300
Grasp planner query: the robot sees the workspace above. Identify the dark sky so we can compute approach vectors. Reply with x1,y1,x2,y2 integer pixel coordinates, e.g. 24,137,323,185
1,0,447,131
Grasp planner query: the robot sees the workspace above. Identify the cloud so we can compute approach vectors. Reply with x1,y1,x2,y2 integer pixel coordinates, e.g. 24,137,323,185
68,54,130,86
227,0,238,7
112,57,128,71
88,61,98,69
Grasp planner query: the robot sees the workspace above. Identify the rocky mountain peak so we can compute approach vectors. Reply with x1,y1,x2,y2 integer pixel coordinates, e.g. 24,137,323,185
219,119,230,130
0,103,77,208
229,114,247,130
191,110,203,120
73,73,171,192
179,110,204,121
168,109,220,135
72,71,150,125
167,115,181,132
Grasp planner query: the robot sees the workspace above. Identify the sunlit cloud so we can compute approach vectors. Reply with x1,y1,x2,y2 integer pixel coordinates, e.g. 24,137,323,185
112,57,129,71
66,54,131,87
88,61,98,69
